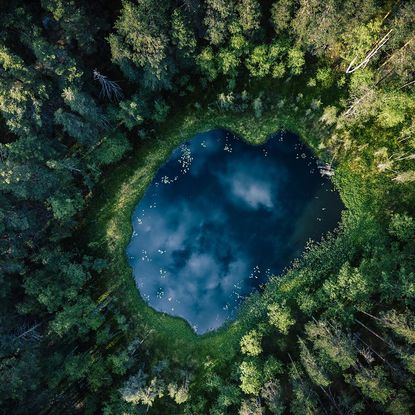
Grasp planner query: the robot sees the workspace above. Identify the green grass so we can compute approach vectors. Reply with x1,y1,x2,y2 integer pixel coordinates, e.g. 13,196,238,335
81,76,351,368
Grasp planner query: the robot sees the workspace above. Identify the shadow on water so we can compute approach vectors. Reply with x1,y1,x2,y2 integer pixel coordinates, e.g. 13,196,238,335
127,129,344,333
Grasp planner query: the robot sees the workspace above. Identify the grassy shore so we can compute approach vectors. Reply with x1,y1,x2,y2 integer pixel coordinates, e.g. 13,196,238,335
81,76,349,367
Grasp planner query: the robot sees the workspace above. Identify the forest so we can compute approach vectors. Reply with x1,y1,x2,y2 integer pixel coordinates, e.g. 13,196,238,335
0,0,414,414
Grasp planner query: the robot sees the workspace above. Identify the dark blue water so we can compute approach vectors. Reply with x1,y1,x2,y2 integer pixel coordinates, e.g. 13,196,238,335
127,130,343,333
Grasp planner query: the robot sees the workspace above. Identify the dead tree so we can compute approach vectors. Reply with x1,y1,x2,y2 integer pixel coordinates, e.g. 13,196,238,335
346,30,393,74
93,69,124,101
15,321,42,342
317,161,335,177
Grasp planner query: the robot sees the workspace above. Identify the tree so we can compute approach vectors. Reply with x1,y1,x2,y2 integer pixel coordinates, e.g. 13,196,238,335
62,87,106,126
171,9,197,60
288,363,320,415
287,48,305,75
40,0,106,54
197,47,219,80
386,392,413,415
216,384,242,409
108,0,173,90
246,42,288,79
320,105,338,125
271,0,295,34
0,46,44,137
379,309,415,345
389,214,415,241
261,380,285,415
393,171,415,184
263,357,284,381
47,191,84,221
48,295,104,337
240,360,262,395
321,262,370,319
91,132,131,166
120,369,149,405
292,0,378,57
152,99,170,123
218,48,240,76
240,329,262,356
315,67,335,89
167,381,189,404
267,302,295,334
204,0,235,46
376,91,414,129
116,97,145,130
236,0,261,35
346,366,394,405
305,320,356,370
54,109,98,145
239,398,264,415
298,338,331,387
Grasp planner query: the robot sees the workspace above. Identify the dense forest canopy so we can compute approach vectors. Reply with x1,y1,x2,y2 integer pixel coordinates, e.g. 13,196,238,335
0,0,414,414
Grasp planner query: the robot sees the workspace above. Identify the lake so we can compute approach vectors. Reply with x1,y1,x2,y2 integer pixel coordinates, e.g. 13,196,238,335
127,129,344,333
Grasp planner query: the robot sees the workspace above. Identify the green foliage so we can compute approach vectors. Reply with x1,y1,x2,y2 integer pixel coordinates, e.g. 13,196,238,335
40,0,105,54
389,213,415,241
239,360,262,395
321,262,370,319
2,1,415,414
288,365,319,414
376,92,414,129
239,398,264,415
49,296,104,337
271,0,295,34
93,133,131,166
261,379,285,414
236,0,261,34
263,356,284,381
315,67,335,89
116,98,144,130
204,0,235,46
320,105,338,125
346,366,394,405
246,42,288,79
218,48,240,76
152,99,170,123
167,381,190,404
252,96,263,118
197,47,219,80
380,309,415,345
171,9,197,59
298,338,331,387
108,0,172,89
305,320,356,370
240,329,262,356
267,302,295,334
48,191,84,220
287,48,305,75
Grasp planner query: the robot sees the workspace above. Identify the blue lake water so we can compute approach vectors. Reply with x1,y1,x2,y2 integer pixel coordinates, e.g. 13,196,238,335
127,129,343,333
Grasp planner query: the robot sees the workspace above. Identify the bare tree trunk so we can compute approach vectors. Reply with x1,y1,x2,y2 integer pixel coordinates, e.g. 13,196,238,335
355,318,396,351
346,30,393,74
400,79,415,89
17,322,42,340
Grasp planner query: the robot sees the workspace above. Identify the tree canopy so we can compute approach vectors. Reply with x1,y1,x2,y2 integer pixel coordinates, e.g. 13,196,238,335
1,0,415,414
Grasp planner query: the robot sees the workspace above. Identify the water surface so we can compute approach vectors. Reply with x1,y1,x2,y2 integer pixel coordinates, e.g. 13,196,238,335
127,130,343,333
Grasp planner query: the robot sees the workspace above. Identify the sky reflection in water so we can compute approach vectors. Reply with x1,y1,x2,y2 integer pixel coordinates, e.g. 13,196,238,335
127,130,343,333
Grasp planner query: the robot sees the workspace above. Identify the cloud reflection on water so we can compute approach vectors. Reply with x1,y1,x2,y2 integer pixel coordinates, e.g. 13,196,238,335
127,130,343,333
